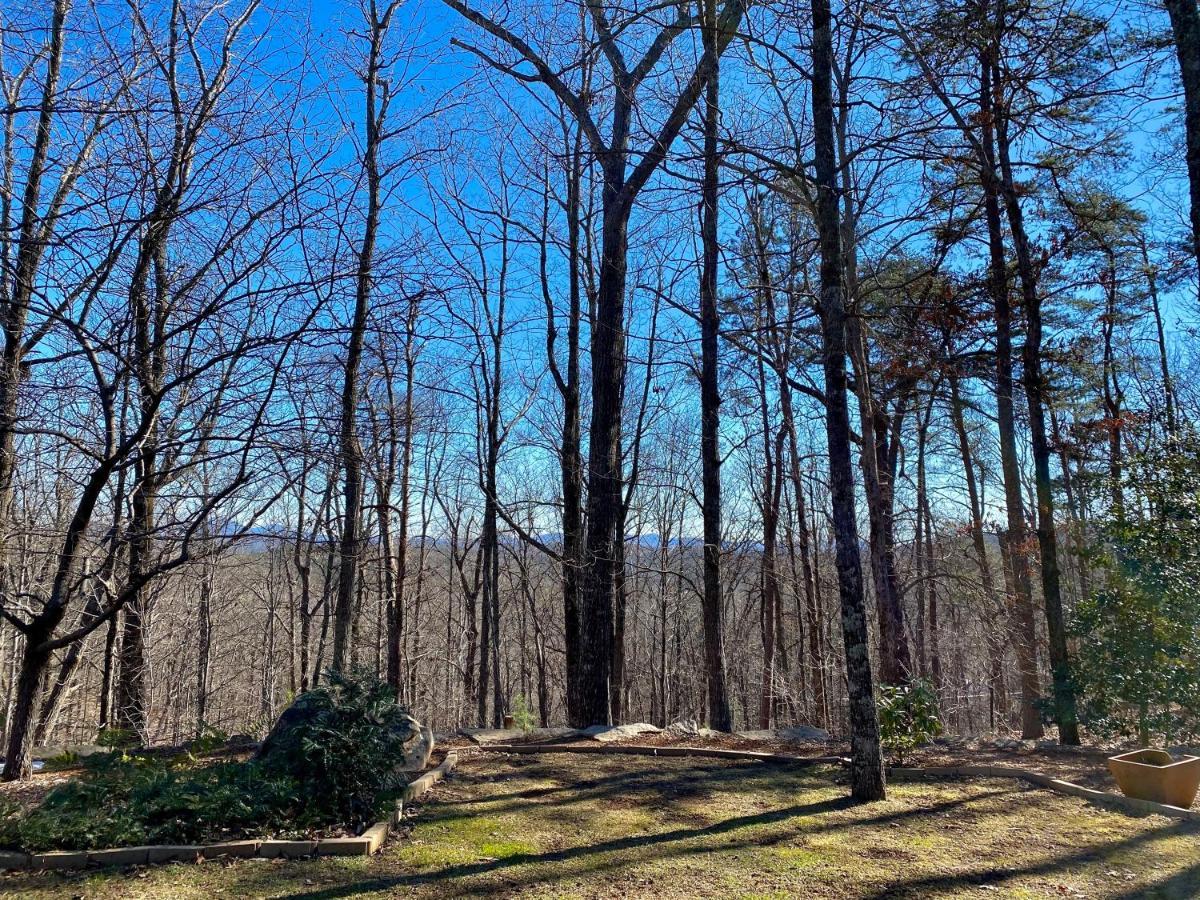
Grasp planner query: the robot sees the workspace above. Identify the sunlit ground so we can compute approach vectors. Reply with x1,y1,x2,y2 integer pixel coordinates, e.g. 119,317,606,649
6,752,1199,899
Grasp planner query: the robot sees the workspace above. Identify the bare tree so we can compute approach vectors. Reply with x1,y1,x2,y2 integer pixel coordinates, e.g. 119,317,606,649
442,0,749,726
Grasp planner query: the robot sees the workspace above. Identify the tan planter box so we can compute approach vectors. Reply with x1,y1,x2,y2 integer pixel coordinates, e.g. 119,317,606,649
1108,749,1200,808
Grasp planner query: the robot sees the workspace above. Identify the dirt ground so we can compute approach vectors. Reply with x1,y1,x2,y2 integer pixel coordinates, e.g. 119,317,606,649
444,729,1128,792
5,747,1199,899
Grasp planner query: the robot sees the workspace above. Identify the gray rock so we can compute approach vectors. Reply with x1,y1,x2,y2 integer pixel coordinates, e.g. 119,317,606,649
666,719,720,738
527,727,584,741
986,737,1027,751
779,725,832,743
401,723,434,772
460,727,525,745
583,723,661,742
734,727,831,743
734,730,777,741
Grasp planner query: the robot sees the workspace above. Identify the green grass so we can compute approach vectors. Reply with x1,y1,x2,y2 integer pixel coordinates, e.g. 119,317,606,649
4,751,1200,898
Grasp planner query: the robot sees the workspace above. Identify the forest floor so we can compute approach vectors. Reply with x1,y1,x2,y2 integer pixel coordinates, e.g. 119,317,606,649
5,749,1199,899
440,728,1126,791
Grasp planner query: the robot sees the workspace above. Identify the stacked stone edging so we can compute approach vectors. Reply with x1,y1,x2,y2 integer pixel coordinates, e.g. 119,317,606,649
0,750,458,873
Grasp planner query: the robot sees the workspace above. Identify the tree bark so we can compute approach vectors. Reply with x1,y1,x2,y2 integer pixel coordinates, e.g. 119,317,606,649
979,43,1044,739
948,373,1007,721
811,0,885,802
333,2,395,672
992,65,1080,743
699,0,733,731
1166,0,1200,268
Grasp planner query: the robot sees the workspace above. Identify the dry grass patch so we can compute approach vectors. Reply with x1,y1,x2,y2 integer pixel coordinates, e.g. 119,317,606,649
4,752,1199,898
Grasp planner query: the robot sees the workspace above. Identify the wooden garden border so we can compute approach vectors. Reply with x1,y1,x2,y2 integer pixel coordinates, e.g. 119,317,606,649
0,750,458,873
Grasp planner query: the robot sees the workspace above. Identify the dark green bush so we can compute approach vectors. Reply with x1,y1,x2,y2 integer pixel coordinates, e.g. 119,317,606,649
258,669,416,830
878,678,943,764
96,727,139,750
1073,435,1200,746
0,671,415,851
0,753,310,852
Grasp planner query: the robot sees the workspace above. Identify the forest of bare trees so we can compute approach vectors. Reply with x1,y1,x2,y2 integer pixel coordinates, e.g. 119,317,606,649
1,0,1198,801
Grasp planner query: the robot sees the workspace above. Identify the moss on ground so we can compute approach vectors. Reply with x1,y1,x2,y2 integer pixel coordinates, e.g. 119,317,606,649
3,752,1199,899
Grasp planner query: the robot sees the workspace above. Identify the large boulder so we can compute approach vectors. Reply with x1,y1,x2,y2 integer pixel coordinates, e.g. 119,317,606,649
734,725,832,743
779,725,831,743
459,727,524,745
401,721,434,772
666,719,720,738
582,723,661,743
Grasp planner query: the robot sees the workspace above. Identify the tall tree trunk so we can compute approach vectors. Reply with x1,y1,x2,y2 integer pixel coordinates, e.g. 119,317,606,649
1166,0,1200,268
333,4,393,672
195,570,213,736
992,46,1080,744
1099,249,1125,522
553,135,586,725
576,156,630,726
1139,236,1178,437
811,0,885,802
0,0,68,542
783,404,824,727
389,339,416,697
116,230,171,742
979,44,1043,739
97,614,118,733
699,0,733,731
948,373,1008,721
4,631,51,780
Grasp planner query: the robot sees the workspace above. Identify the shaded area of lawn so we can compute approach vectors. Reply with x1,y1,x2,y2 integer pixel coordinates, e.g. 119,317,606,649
5,751,1200,899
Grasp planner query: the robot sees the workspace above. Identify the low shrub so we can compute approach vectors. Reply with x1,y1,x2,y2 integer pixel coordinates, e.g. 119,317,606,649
0,671,414,851
188,723,230,756
258,669,416,830
96,727,139,750
878,678,943,764
0,752,308,852
509,695,536,734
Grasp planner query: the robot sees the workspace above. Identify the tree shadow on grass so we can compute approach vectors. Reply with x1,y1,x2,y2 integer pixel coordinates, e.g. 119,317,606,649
15,758,1196,900
857,818,1199,899
1107,856,1200,900
259,784,1029,899
431,756,837,822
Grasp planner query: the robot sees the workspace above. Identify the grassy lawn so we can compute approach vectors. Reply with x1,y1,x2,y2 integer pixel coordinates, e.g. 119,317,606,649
4,751,1199,899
